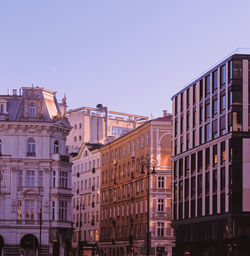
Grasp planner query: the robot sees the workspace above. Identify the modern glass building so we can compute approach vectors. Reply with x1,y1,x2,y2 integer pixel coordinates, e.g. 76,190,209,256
171,50,250,256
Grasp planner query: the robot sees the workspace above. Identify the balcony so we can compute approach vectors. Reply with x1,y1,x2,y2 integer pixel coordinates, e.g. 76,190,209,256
27,152,36,157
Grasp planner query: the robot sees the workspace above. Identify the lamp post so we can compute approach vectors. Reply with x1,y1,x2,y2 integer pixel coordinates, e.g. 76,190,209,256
139,155,157,256
39,194,43,256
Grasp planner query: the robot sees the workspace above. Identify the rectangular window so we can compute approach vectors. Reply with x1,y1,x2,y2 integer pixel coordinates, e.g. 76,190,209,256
181,93,184,112
229,90,232,107
213,170,217,193
205,123,210,142
193,84,196,104
186,112,190,130
175,97,178,115
157,199,164,212
198,175,202,196
200,80,203,100
212,70,218,91
221,141,226,164
59,171,68,188
213,98,218,116
198,151,202,170
212,120,218,139
0,104,4,115
187,88,190,108
220,94,226,112
200,105,203,124
205,102,210,120
220,65,226,85
59,201,68,221
186,133,189,151
185,179,189,200
229,60,233,80
185,156,189,176
157,222,164,237
199,127,203,145
191,177,195,197
25,200,35,220
193,109,196,127
205,75,210,96
179,158,183,178
158,177,165,189
233,60,243,80
180,116,184,133
191,154,196,174
205,148,210,169
221,167,225,191
193,130,196,147
38,170,43,187
220,116,226,135
18,170,23,187
26,170,35,187
213,145,218,166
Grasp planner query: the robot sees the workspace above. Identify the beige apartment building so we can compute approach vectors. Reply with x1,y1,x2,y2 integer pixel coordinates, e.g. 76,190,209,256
99,113,174,256
66,106,148,154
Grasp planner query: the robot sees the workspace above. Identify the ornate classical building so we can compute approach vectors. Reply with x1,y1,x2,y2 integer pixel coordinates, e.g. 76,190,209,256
71,143,102,255
99,113,174,256
0,87,73,256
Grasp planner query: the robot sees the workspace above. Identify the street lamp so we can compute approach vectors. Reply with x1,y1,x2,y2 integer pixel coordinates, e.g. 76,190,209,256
139,155,157,256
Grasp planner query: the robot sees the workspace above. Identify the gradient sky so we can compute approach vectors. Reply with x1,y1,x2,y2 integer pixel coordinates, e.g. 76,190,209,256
0,0,250,118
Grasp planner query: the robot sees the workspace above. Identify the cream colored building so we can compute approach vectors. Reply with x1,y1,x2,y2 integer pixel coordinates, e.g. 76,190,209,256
0,87,73,256
71,143,102,255
66,106,148,154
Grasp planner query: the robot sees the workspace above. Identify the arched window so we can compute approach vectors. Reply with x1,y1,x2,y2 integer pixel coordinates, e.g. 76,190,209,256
28,103,35,117
27,138,36,156
54,140,59,154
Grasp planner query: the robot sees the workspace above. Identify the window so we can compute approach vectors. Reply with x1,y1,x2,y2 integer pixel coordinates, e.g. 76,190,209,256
158,177,165,189
193,109,196,127
174,118,178,136
52,201,55,220
191,154,196,174
205,172,210,194
200,80,203,100
220,116,226,135
213,99,218,116
205,75,210,96
180,116,184,133
221,167,225,191
158,199,164,212
229,90,232,107
205,148,210,168
205,102,210,120
199,127,203,144
198,151,202,170
212,70,218,91
211,120,218,140
54,140,59,154
157,222,164,237
59,171,68,188
0,104,4,114
198,175,202,196
187,112,190,130
185,179,189,199
205,123,210,142
193,84,196,104
186,133,189,151
17,200,22,220
181,93,184,112
28,104,35,117
179,158,183,177
213,170,217,193
27,138,36,156
220,94,226,112
199,106,203,124
232,60,243,79
59,201,68,221
221,141,226,164
213,145,218,166
38,170,43,187
229,60,233,80
25,200,35,220
193,130,196,147
18,170,23,187
174,162,177,180
187,88,190,107
220,65,226,85
185,156,189,176
175,97,178,114
26,170,35,187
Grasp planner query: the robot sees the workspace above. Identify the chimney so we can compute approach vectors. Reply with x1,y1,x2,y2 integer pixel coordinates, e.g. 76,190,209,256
163,110,171,117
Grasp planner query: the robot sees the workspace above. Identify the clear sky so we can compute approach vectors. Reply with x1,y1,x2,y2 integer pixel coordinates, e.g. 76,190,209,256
0,0,250,118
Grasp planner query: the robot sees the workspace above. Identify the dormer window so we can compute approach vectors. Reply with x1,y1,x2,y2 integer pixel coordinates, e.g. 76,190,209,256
27,138,36,156
54,140,59,154
28,104,35,117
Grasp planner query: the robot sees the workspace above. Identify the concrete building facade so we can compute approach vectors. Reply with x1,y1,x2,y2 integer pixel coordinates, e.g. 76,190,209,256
172,52,250,256
66,106,148,154
99,114,174,256
0,87,73,256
